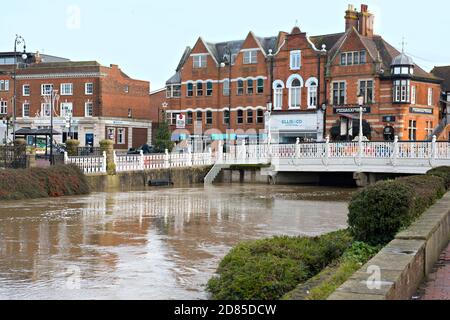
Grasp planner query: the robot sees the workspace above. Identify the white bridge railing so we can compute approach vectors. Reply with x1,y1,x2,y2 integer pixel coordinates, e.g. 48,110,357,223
114,150,213,173
65,137,450,176
64,152,107,174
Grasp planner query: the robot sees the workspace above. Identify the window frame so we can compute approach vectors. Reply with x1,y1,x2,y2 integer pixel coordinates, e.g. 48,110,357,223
193,55,207,69
85,83,94,95
206,81,213,96
237,80,244,96
117,128,126,145
237,110,244,124
243,50,258,64
206,111,213,125
223,80,230,96
41,102,51,117
85,102,94,117
196,82,204,97
60,102,73,118
359,80,374,104
290,50,302,70
60,83,73,96
22,102,30,117
41,84,54,96
247,79,254,95
332,81,346,105
186,111,193,125
187,83,194,97
428,88,433,106
247,110,254,124
257,79,264,94
0,100,7,114
256,109,264,124
23,84,30,96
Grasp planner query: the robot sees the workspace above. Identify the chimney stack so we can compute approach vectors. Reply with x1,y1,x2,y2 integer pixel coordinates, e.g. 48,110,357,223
345,4,359,31
344,4,374,37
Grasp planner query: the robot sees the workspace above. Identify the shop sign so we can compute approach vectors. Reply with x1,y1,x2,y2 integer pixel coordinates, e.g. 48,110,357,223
334,106,371,114
410,107,433,115
176,114,186,129
269,114,318,132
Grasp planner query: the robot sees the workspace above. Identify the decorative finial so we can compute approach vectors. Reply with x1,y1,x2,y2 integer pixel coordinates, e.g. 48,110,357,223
295,19,299,27
401,37,407,53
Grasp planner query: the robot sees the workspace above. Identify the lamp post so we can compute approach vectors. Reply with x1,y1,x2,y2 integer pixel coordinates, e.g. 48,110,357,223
357,94,365,161
43,89,59,165
220,46,233,153
266,102,272,146
318,44,327,140
13,35,28,142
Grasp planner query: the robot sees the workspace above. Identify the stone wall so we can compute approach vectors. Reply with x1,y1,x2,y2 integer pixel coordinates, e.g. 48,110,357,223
86,166,212,192
328,192,450,300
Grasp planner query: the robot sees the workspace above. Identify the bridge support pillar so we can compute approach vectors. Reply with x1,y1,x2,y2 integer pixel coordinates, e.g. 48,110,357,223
353,172,378,188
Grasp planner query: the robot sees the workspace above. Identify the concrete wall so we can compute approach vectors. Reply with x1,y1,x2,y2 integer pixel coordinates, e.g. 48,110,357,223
328,192,450,300
216,168,269,184
86,166,212,192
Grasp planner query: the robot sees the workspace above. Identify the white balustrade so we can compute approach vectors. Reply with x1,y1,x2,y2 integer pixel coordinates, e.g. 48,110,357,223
64,151,107,174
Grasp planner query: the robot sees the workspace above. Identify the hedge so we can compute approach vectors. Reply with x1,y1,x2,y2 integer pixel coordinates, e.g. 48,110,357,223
207,230,352,300
348,174,446,246
427,166,450,189
0,165,90,201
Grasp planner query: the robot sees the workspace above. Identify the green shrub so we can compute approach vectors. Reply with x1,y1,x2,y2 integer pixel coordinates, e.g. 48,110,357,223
396,175,446,217
65,139,80,156
348,180,416,246
0,165,90,201
207,230,352,300
427,166,450,189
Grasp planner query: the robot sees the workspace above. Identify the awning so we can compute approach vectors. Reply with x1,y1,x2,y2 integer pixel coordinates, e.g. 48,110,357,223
15,128,62,136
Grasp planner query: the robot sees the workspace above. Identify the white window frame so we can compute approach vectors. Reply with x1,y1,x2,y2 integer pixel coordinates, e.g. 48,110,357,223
107,128,116,143
60,83,73,96
411,86,416,105
290,50,301,70
306,77,318,109
60,102,73,118
23,84,30,96
223,80,230,96
85,102,93,117
243,50,258,64
0,100,7,114
41,84,54,96
41,103,51,117
193,55,207,69
22,102,30,118
358,79,375,104
332,81,347,105
117,128,125,145
428,88,433,106
273,80,285,110
287,75,304,110
0,80,9,91
85,83,94,95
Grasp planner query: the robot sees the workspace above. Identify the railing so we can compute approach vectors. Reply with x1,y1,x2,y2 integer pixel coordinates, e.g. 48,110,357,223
64,152,107,174
114,150,213,173
77,147,103,157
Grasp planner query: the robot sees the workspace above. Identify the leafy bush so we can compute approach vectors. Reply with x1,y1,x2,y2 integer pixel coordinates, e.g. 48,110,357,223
284,241,380,301
427,166,450,189
396,175,445,217
348,175,446,246
0,165,90,200
65,139,80,156
207,230,352,300
348,180,416,246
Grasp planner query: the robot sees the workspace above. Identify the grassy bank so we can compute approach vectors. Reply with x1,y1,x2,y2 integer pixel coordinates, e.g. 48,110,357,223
0,165,90,201
207,167,450,301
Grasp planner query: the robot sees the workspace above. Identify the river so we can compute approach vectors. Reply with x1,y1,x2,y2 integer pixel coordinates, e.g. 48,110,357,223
0,184,354,300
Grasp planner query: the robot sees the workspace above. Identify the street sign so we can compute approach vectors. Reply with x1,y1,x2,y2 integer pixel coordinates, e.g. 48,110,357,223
176,114,186,129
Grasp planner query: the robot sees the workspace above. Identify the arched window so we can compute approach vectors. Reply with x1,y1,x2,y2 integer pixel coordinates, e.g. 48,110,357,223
187,83,194,97
306,78,318,109
237,80,244,95
273,80,284,110
287,75,303,109
290,79,301,109
196,82,203,96
206,81,213,96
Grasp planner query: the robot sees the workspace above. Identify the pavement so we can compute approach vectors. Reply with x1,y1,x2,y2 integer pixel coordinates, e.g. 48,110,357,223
416,242,450,300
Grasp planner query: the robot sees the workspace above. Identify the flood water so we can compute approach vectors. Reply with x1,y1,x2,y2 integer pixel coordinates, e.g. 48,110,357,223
0,184,354,300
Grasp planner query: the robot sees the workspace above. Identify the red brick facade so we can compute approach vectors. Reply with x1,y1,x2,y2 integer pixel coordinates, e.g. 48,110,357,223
0,60,151,148
163,4,442,143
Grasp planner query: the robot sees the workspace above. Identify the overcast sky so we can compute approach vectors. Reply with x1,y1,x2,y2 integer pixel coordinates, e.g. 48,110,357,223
1,0,449,90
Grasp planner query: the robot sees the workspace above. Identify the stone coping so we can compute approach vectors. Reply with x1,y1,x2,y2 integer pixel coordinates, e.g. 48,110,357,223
328,192,450,300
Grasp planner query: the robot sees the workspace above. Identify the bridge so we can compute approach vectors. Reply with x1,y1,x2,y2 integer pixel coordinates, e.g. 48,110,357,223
205,137,450,185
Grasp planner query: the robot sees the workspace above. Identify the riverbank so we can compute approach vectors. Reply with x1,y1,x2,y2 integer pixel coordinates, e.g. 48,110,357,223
0,165,90,201
206,167,450,301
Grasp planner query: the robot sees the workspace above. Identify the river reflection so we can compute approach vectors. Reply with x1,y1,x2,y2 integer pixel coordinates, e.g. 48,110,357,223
0,184,353,300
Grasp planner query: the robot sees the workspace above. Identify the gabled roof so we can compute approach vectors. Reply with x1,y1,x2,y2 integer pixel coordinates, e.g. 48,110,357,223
431,66,450,91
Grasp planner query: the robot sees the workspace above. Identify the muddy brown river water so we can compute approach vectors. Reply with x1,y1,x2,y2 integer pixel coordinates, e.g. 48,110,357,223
0,184,354,300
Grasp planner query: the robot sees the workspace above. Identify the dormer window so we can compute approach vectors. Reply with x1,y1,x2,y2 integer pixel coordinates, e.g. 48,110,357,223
340,50,366,66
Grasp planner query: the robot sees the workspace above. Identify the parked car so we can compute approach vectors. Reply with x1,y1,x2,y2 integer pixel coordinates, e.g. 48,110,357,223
127,144,157,155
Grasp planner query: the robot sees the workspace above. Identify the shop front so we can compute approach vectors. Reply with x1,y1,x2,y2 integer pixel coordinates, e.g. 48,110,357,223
267,112,324,144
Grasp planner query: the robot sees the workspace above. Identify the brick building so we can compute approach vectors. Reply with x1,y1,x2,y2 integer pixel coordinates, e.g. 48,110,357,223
0,53,152,149
149,87,166,144
431,66,450,140
163,3,442,145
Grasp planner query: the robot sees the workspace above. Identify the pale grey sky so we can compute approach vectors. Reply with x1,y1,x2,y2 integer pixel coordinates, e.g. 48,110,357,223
1,0,448,90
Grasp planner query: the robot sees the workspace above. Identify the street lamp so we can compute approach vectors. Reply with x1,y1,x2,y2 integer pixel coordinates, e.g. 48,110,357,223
266,102,272,146
13,35,28,142
357,94,365,162
220,46,233,153
43,89,60,165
